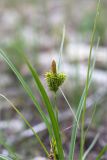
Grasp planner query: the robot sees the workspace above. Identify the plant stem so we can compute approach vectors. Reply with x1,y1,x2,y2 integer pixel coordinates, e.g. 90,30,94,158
54,93,58,123
79,1,101,159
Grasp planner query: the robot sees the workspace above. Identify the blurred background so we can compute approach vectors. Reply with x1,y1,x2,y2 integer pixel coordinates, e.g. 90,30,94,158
0,0,107,159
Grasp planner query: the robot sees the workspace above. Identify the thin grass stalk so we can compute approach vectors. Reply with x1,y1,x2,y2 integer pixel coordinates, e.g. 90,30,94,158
58,25,65,72
0,49,52,137
95,145,107,160
18,53,64,160
84,38,100,139
0,93,49,157
0,139,18,160
54,93,59,123
79,1,101,159
60,87,79,128
84,103,97,139
68,46,97,160
82,134,99,160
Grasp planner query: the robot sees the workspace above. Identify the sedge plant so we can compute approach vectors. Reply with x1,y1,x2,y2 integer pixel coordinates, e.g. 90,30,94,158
0,0,107,159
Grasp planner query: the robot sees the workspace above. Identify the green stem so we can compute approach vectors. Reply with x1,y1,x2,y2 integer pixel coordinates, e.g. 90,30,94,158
53,93,59,160
54,93,58,122
79,1,101,159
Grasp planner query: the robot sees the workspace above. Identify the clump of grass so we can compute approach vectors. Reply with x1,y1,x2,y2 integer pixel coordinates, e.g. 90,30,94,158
0,0,107,160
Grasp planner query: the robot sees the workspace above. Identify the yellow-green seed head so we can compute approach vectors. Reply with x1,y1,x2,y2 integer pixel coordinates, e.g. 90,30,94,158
45,60,66,92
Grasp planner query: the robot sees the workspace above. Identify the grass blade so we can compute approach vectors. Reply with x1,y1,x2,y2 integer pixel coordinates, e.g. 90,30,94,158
68,66,93,160
0,138,18,160
0,49,51,138
79,1,101,159
19,53,64,160
60,87,79,128
58,25,65,72
68,0,101,158
68,45,96,160
84,37,100,142
82,134,99,160
84,103,97,139
0,93,49,157
95,145,107,160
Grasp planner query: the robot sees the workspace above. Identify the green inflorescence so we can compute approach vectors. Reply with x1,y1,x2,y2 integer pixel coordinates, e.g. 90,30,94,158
45,60,66,92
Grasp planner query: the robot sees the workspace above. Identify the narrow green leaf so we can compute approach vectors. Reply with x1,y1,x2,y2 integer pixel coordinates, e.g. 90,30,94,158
0,138,18,160
68,1,101,159
58,25,65,72
84,37,100,140
68,49,96,160
60,87,79,128
96,145,107,160
0,93,49,157
20,53,64,160
0,49,51,138
79,0,101,158
84,103,97,139
82,134,99,160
